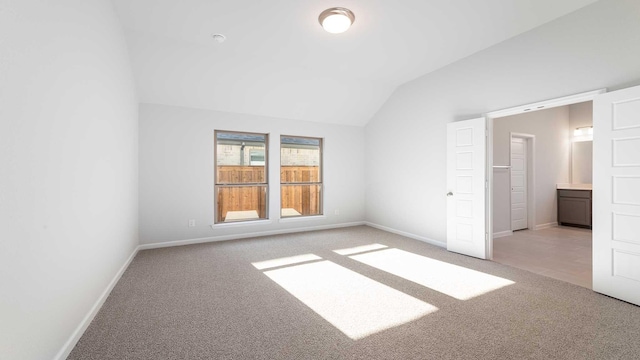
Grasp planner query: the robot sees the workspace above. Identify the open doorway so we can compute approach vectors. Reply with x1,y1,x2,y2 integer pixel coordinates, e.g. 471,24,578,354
489,101,594,289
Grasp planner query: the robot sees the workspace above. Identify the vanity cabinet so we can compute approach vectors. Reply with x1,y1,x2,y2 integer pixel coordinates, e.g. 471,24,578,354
557,189,592,228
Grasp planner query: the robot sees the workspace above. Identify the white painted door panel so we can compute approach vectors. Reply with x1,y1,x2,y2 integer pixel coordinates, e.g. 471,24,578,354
593,85,640,306
447,118,487,259
511,138,527,230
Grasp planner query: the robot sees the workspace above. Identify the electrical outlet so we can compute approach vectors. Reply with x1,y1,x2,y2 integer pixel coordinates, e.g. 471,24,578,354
334,209,340,215
188,219,196,227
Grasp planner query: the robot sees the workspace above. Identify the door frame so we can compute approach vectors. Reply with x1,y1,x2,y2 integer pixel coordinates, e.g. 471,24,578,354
510,133,535,231
484,88,606,259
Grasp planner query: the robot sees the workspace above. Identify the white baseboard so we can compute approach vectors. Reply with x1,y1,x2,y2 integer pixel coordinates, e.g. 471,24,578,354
364,222,446,248
139,221,366,250
534,222,558,230
493,230,513,238
54,245,140,360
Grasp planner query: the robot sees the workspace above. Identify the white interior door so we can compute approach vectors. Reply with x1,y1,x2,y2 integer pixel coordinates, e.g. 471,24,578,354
593,85,640,306
511,137,528,230
447,118,487,259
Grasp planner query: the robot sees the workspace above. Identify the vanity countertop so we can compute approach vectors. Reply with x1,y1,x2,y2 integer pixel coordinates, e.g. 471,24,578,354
556,183,592,190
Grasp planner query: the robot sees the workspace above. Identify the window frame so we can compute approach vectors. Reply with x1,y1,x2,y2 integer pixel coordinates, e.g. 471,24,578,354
280,135,323,218
214,130,269,224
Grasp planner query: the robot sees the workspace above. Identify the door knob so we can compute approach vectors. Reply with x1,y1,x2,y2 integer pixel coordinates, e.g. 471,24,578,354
447,192,454,197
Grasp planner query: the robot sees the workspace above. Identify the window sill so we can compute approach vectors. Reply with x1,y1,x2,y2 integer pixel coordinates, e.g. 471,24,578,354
279,215,326,223
210,219,272,229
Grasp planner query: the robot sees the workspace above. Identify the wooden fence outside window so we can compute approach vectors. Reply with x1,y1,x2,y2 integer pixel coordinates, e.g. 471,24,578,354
216,166,321,222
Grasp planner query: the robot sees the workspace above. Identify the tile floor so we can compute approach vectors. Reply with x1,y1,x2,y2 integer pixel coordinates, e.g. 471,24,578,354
492,226,592,288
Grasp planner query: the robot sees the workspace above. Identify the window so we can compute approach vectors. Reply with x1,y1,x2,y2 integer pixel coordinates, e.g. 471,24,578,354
214,131,268,223
280,136,322,218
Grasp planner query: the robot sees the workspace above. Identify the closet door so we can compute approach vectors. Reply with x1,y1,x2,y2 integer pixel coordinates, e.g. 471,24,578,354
510,137,527,231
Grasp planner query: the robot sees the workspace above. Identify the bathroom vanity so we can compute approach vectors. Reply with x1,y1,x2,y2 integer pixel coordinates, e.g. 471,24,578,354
557,185,592,228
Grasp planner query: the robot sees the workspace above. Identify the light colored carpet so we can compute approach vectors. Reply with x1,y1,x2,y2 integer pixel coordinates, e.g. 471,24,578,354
69,226,640,359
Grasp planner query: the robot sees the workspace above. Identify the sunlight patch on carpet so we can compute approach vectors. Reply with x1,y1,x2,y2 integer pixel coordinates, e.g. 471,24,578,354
333,243,388,255
252,254,322,270
349,248,515,300
257,259,437,340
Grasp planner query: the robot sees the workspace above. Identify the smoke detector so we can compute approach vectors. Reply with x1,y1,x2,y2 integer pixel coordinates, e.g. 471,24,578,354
212,34,226,43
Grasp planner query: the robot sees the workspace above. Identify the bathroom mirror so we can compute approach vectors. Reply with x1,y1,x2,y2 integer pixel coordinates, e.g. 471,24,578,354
571,140,593,184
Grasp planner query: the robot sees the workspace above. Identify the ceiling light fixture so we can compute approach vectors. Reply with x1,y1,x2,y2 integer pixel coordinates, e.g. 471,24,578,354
318,7,355,34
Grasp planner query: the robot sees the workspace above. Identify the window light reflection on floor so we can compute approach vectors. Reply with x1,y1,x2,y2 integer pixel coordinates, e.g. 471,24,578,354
345,248,515,300
333,243,388,256
252,253,322,270
252,256,437,340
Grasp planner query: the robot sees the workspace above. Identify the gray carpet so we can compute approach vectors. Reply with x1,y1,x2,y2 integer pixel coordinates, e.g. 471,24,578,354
69,226,640,359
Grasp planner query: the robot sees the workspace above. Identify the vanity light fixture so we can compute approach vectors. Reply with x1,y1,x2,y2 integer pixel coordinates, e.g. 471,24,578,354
573,126,593,137
318,7,355,34
573,126,593,142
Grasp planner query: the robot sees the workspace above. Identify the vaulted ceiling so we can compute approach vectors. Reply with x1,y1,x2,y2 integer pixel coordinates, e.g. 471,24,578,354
113,0,598,126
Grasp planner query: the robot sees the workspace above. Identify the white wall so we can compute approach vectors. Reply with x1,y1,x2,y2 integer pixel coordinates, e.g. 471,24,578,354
0,1,138,359
492,107,571,234
569,101,594,129
139,103,365,245
569,101,594,184
365,0,640,244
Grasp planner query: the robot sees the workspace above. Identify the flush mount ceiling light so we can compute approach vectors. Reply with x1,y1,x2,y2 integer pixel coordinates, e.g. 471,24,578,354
318,7,355,34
